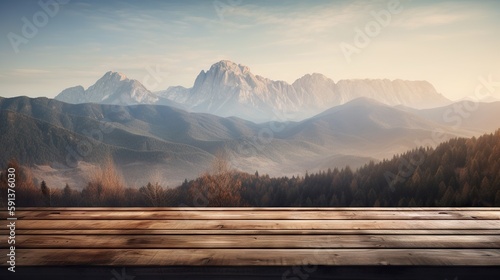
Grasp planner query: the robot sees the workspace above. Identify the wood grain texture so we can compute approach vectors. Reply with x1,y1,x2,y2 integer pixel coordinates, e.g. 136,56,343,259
10,219,500,230
5,234,500,249
5,229,500,235
2,207,499,267
10,210,500,220
15,249,500,266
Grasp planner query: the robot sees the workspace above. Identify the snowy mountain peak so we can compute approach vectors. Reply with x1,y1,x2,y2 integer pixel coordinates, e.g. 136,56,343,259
102,71,128,81
55,71,158,105
90,71,128,90
191,60,262,93
209,60,252,76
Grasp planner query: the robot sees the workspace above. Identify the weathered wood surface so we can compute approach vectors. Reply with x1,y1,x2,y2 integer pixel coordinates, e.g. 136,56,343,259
1,208,500,266
11,210,500,220
9,234,500,249
6,219,500,230
14,249,500,266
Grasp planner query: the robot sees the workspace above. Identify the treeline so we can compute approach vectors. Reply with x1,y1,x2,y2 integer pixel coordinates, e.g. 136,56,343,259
1,130,500,207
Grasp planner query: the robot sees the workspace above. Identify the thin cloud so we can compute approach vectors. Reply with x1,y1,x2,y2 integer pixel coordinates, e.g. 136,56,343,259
229,2,372,31
394,3,482,29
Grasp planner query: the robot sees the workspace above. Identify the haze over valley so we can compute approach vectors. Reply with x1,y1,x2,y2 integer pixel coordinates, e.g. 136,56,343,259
2,60,500,188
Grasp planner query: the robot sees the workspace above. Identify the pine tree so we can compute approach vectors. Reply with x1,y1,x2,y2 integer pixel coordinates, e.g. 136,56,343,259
40,180,51,206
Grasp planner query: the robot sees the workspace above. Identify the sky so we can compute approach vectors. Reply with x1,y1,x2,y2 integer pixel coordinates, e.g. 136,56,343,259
1,0,499,100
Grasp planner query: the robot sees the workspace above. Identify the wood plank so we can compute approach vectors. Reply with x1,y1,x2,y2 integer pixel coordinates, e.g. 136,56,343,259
10,210,500,220
7,229,500,235
6,234,500,249
4,208,500,269
14,248,500,266
10,219,500,230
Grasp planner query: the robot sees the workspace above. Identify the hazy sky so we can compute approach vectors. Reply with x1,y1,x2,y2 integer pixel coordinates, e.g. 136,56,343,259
1,0,499,100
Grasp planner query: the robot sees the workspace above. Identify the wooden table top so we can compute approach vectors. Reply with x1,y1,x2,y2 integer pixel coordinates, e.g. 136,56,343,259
1,207,500,267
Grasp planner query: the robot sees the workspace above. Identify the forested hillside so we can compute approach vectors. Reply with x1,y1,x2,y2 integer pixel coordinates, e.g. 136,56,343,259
176,129,500,207
235,129,500,207
2,130,499,207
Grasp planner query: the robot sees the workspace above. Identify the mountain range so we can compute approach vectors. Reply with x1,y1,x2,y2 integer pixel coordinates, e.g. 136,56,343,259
55,60,451,122
2,95,499,189
3,60,499,188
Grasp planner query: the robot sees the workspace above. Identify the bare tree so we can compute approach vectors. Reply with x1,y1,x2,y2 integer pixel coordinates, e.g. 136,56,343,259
82,157,125,206
189,150,242,206
140,182,167,206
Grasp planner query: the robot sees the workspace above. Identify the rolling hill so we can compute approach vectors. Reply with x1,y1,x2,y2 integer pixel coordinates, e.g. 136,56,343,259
2,96,497,188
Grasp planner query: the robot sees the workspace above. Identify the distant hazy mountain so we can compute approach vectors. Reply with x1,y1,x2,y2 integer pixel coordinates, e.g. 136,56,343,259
56,71,155,104
56,60,451,122
409,101,500,134
55,71,180,107
157,60,450,121
334,79,449,109
2,96,490,189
